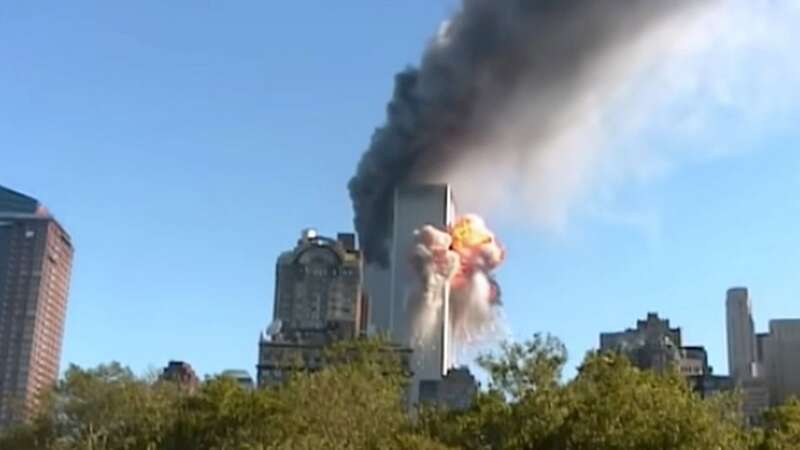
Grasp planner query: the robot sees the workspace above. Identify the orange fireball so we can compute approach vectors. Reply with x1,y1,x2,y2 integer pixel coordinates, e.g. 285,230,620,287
449,214,494,251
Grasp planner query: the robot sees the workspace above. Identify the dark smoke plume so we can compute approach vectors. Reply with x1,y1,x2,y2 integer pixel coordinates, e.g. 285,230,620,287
350,0,714,265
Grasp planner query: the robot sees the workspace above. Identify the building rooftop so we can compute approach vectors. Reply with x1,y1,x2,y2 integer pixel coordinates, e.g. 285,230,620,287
221,369,253,380
0,185,40,214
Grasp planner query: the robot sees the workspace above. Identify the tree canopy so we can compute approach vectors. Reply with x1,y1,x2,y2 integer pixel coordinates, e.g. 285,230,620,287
1,335,796,450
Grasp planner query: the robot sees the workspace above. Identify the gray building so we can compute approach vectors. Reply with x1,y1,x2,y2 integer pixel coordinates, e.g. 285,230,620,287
723,287,800,422
600,312,683,373
726,287,758,381
680,346,709,378
419,366,478,411
0,186,74,428
763,319,800,406
678,346,735,399
601,313,737,402
257,229,363,386
389,184,456,403
363,263,391,336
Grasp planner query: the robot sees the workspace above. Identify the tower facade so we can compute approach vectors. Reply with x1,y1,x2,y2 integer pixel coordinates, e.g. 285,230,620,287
389,184,455,399
726,287,757,382
0,186,73,427
257,230,363,386
763,319,800,405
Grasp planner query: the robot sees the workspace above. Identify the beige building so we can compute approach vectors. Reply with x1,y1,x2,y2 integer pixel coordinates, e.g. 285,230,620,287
257,230,363,386
0,186,73,428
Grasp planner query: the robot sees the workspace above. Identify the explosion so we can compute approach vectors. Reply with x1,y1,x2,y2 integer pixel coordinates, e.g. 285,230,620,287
410,214,505,358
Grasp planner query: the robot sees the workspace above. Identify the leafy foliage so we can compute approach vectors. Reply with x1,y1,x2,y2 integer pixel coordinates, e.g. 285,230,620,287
757,398,800,450
0,335,794,450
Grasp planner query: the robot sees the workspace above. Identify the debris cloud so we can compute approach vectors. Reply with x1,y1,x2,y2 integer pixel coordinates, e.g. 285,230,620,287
409,214,505,356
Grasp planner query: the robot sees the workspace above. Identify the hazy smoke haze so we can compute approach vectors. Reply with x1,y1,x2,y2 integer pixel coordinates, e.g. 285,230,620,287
350,0,798,264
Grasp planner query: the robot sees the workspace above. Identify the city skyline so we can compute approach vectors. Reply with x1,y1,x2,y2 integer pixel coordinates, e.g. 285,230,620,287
2,1,800,382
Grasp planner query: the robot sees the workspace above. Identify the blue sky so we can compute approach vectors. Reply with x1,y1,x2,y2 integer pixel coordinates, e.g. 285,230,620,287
1,1,798,379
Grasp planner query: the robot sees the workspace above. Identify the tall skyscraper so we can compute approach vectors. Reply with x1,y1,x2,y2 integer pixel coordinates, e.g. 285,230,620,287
257,229,363,386
0,186,73,428
363,263,392,334
389,184,455,400
724,287,771,424
763,319,800,405
726,287,757,382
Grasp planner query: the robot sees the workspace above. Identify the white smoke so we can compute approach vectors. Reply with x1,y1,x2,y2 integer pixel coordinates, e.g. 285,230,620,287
449,271,498,346
440,0,800,232
409,216,506,365
408,225,460,345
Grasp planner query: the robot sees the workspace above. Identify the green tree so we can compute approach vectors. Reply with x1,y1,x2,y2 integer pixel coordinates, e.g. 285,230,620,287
268,337,447,450
3,335,776,450
418,334,569,450
54,362,181,450
165,376,278,450
757,398,800,450
417,336,753,450
555,352,750,450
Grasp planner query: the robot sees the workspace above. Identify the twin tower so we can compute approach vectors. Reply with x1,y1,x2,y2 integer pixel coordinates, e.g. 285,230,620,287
260,184,464,404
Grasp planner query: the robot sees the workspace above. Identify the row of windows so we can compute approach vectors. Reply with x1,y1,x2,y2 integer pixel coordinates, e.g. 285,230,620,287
288,266,359,277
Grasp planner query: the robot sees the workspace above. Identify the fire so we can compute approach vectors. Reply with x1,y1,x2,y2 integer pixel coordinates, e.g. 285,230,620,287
448,214,504,303
450,215,494,251
409,213,506,358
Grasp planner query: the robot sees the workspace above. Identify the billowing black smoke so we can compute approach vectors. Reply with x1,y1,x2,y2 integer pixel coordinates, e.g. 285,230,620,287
349,0,714,265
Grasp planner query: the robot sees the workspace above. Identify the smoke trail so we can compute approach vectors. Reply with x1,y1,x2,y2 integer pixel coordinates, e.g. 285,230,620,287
349,0,716,265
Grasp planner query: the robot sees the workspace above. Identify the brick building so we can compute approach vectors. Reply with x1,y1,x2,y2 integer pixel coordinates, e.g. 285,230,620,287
0,186,73,427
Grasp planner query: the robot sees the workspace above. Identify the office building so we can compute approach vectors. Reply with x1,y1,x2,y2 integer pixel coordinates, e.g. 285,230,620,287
601,312,743,410
419,366,478,411
723,288,800,413
763,319,800,405
726,287,758,382
600,312,683,373
389,184,455,402
363,263,391,335
677,346,737,399
160,360,200,392
0,186,73,428
741,377,771,426
679,346,709,378
257,229,363,386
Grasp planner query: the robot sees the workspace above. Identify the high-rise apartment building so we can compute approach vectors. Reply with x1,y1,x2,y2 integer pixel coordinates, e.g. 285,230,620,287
726,287,758,382
0,186,73,428
257,229,363,386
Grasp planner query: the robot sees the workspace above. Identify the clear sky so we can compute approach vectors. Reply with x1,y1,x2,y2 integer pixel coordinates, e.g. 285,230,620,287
1,1,798,379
